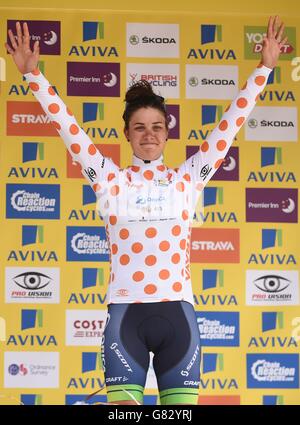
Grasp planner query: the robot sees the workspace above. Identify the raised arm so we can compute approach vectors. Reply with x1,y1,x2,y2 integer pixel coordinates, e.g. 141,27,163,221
5,21,119,195
178,15,288,194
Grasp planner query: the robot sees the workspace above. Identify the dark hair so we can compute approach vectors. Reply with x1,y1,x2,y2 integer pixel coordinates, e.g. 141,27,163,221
122,80,168,130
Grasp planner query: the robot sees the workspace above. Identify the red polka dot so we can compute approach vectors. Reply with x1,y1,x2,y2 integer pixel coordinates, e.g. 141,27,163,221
157,165,166,171
110,185,120,196
182,210,189,220
236,117,245,126
159,241,170,251
159,269,170,280
144,284,157,295
111,244,118,255
133,271,144,282
216,140,227,151
88,144,97,155
173,282,182,292
119,228,129,239
93,183,101,192
131,166,140,172
172,253,181,264
120,254,130,265
70,124,79,135
172,225,181,236
66,107,73,116
183,174,191,182
132,243,143,253
176,182,185,192
145,255,157,266
145,227,157,238
32,68,40,76
143,170,154,180
52,121,61,131
29,82,39,91
109,215,117,225
237,97,248,108
255,75,266,86
71,144,81,154
48,86,55,96
219,120,228,131
107,173,116,182
180,239,186,250
214,158,224,169
48,103,60,114
201,141,209,152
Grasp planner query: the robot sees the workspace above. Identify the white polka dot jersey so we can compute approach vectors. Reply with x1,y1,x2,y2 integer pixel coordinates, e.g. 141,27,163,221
24,64,272,306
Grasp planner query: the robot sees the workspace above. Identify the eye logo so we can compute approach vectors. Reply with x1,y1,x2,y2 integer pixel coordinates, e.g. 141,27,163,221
254,275,290,293
13,272,51,290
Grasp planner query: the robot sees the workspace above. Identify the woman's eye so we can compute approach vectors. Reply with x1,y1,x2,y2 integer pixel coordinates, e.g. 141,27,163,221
13,272,52,290
254,275,290,293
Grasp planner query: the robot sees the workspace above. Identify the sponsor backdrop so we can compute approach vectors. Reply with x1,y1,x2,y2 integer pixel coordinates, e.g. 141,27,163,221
0,4,299,405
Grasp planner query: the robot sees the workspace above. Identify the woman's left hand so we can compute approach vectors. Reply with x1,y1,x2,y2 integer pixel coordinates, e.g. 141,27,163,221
261,15,288,69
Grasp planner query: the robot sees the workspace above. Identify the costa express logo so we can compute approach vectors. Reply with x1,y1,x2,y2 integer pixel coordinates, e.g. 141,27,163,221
7,101,58,136
191,228,239,263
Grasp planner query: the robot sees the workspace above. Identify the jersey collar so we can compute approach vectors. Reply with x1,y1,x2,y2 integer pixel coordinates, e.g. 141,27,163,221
132,154,164,167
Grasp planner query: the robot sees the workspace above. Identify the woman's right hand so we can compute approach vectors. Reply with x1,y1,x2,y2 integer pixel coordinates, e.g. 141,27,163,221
5,21,39,74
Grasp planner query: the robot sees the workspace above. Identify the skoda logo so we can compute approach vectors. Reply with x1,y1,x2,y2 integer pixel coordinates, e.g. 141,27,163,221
248,119,258,128
189,77,198,87
129,35,139,45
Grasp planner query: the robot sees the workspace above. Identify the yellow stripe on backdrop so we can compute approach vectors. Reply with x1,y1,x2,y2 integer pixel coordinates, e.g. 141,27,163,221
0,0,299,406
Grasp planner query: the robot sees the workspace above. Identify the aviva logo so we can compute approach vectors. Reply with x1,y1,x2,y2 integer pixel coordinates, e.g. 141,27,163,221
82,185,97,206
262,229,282,249
262,312,284,332
21,394,43,405
82,352,102,372
83,103,104,123
82,268,105,288
22,225,44,246
83,22,104,41
201,25,222,44
261,147,282,167
202,105,223,125
23,142,44,162
263,395,284,405
266,67,281,85
202,269,224,290
202,353,224,373
21,309,43,330
203,187,223,207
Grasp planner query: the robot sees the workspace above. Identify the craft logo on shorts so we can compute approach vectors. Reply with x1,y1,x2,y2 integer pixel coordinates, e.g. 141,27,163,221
244,26,296,61
246,188,298,223
67,144,120,178
246,270,299,306
196,311,240,346
4,352,59,388
65,310,107,346
245,107,298,142
5,266,60,304
7,101,58,136
6,183,60,219
67,62,120,97
7,20,60,55
126,23,179,58
66,226,109,261
127,63,179,98
185,65,238,99
191,228,240,263
247,354,299,388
